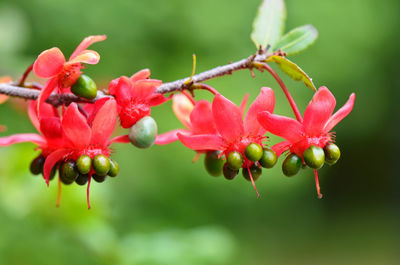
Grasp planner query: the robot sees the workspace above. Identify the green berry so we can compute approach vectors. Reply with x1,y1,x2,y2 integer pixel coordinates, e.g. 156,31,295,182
204,151,224,177
76,155,92,174
75,174,89,186
259,148,277,168
108,159,119,177
324,143,341,165
129,116,157,148
30,154,45,175
223,163,238,180
282,153,302,177
60,161,79,184
227,151,243,170
303,145,325,169
93,155,110,176
244,143,263,162
92,174,106,183
242,164,262,182
49,164,58,181
71,75,97,99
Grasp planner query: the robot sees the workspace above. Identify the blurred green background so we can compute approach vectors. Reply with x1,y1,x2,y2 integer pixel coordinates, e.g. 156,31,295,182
0,0,399,264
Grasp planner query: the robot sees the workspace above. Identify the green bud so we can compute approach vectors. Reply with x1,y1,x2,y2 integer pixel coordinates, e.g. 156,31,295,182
259,148,277,168
108,159,119,177
244,143,263,162
242,164,262,182
282,153,302,177
303,145,325,169
204,151,224,177
223,163,238,180
93,155,110,176
49,164,58,181
227,151,243,170
60,161,79,184
30,154,45,175
324,143,341,165
92,174,106,183
129,116,157,148
71,75,97,99
76,155,92,175
75,174,89,186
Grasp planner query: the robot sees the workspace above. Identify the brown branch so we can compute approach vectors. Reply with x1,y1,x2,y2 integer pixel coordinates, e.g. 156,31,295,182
0,52,273,106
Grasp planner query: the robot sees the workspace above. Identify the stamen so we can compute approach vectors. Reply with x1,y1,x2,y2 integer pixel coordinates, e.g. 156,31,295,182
56,176,62,207
314,170,323,199
247,166,261,198
192,152,202,163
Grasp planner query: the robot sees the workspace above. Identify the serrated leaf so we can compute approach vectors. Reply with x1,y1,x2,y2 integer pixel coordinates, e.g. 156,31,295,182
267,55,316,91
251,0,286,50
273,25,318,56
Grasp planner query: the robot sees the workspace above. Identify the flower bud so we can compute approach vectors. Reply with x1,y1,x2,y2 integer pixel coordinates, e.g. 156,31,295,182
324,143,341,165
30,154,45,175
259,148,277,168
282,153,302,177
108,159,119,177
204,151,224,177
76,155,92,175
242,164,262,182
129,116,157,148
93,155,110,176
223,163,238,180
227,151,243,170
244,143,263,162
303,145,325,169
71,75,97,99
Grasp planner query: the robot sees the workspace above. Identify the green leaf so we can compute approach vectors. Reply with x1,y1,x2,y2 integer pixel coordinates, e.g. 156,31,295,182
251,0,286,50
273,25,318,56
267,55,316,91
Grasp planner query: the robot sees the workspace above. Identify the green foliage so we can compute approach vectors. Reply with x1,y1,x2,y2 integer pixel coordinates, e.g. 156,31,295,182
272,25,318,56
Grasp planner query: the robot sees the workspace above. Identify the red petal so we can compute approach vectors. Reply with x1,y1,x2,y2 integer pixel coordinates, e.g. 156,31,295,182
28,101,40,132
324,93,355,133
69,35,106,60
239,94,249,117
131,79,161,100
108,78,119,95
172,94,194,129
0,133,45,146
33,47,65,78
177,133,224,151
37,78,58,116
155,129,189,145
212,94,244,141
40,117,62,139
115,76,132,105
190,100,217,134
68,50,100,65
147,94,170,107
130,69,151,82
303,87,336,136
43,149,70,185
271,141,291,157
244,87,275,135
90,99,117,145
108,134,130,145
0,95,8,104
62,103,91,147
86,97,111,125
257,111,303,143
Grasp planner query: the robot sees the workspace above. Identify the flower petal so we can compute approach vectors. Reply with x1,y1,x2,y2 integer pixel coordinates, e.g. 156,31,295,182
130,69,151,82
324,93,355,133
172,94,194,129
244,87,275,135
190,100,217,134
69,35,106,60
43,149,71,185
131,79,162,100
68,50,100,65
90,99,117,145
155,129,189,145
85,97,111,126
62,103,91,147
239,93,249,117
212,94,244,141
37,78,58,116
303,87,336,136
114,76,132,105
0,133,45,146
40,117,62,140
147,94,171,107
257,111,303,143
33,47,65,78
0,95,8,104
108,135,130,145
177,133,224,151
271,141,291,157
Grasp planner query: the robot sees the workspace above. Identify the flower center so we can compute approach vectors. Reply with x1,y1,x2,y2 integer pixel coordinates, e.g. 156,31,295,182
119,100,150,128
223,134,265,168
58,63,82,88
291,134,331,158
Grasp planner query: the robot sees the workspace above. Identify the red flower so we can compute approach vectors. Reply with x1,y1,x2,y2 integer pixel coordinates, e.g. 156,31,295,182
258,87,355,158
33,35,106,113
108,69,169,128
177,88,275,167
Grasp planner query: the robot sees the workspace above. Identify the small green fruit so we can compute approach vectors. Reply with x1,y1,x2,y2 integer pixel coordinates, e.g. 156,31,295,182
30,154,45,175
303,145,325,169
92,174,106,183
282,153,302,177
93,155,110,176
227,151,243,170
76,155,92,174
244,143,263,162
129,116,157,148
204,151,224,177
108,159,119,177
259,148,277,168
242,164,262,182
223,163,239,180
71,75,97,99
75,174,89,186
324,143,341,165
60,161,79,184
